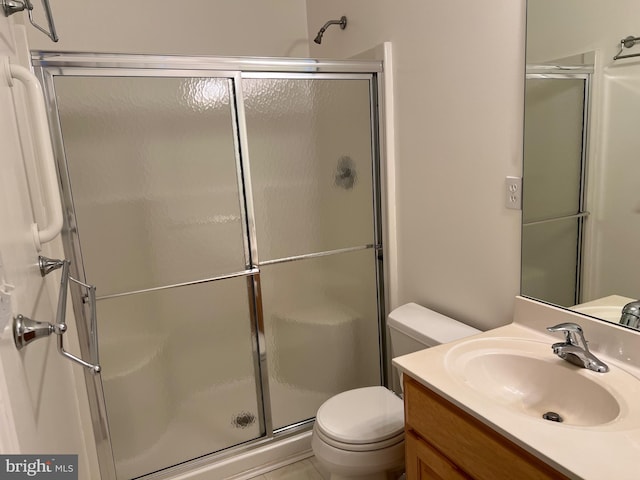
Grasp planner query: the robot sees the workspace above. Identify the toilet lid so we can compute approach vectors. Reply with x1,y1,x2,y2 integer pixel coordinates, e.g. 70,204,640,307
315,386,404,444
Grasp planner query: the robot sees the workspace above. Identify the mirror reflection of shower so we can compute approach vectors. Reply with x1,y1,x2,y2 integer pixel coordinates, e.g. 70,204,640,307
313,16,347,44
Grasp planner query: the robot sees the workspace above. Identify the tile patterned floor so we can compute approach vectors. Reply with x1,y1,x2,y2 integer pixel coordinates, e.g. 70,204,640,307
248,457,329,480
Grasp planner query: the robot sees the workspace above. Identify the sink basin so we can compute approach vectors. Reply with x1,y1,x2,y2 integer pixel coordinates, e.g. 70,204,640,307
445,338,639,427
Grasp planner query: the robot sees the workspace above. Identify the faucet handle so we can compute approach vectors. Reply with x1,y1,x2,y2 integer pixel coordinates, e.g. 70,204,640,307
547,322,583,334
620,301,640,329
547,322,587,349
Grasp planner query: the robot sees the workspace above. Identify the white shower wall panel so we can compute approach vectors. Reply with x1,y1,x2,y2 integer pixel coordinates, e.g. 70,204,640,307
590,65,640,299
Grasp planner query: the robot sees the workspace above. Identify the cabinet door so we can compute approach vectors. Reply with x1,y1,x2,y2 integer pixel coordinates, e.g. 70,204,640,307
405,431,470,480
404,376,570,480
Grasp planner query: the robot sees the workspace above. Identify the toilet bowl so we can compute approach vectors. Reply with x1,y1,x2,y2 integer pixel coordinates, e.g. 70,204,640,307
312,386,404,480
312,303,480,480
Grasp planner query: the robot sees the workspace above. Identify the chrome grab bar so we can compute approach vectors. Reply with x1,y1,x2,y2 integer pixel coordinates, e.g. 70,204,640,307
13,256,101,374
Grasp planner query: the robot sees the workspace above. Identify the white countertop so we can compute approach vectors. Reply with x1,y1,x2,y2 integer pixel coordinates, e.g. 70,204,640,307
569,295,636,324
393,297,640,480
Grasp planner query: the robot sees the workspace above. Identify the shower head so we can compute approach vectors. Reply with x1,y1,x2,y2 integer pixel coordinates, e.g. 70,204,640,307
313,16,347,45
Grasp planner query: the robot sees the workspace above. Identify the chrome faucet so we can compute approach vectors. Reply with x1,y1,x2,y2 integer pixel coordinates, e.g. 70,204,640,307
620,301,640,329
547,322,609,373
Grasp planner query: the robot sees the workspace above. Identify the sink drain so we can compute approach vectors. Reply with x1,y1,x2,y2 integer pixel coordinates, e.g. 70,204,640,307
542,411,563,423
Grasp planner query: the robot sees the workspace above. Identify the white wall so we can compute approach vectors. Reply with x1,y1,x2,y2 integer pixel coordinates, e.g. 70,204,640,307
0,20,99,479
526,0,640,65
306,1,526,330
25,0,310,57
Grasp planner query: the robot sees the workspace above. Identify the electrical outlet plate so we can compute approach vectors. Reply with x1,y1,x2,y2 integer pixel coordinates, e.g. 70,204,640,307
505,176,522,210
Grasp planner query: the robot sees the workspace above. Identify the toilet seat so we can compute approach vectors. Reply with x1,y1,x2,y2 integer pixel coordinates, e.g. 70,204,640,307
314,423,404,452
315,386,405,452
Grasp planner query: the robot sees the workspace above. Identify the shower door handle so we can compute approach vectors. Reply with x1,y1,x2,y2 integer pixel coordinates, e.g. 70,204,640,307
13,256,101,374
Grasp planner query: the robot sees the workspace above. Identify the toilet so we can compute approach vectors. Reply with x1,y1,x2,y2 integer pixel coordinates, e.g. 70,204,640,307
311,303,480,480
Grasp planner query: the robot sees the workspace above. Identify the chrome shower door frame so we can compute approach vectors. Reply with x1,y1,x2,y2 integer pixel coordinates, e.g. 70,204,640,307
32,52,386,480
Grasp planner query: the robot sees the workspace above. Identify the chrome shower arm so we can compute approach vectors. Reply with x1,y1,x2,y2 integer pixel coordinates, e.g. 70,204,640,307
314,16,347,44
319,16,347,33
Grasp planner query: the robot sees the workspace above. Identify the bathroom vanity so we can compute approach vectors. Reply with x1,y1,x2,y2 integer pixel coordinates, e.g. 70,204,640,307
394,297,640,480
403,375,568,479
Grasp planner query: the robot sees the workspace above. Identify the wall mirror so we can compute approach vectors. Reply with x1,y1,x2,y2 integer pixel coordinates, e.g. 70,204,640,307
522,0,640,331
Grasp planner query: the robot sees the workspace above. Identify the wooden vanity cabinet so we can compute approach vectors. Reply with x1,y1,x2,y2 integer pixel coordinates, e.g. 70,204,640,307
403,376,571,480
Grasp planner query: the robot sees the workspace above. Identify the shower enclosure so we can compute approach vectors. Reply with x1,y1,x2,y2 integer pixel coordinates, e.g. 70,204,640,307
521,70,590,307
33,53,385,480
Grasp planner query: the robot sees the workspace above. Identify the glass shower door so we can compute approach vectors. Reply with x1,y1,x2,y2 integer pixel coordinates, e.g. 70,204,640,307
42,61,385,479
242,76,382,430
522,75,588,307
52,75,262,479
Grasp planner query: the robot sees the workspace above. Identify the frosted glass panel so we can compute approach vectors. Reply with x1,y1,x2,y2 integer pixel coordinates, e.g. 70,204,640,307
243,78,375,261
522,219,579,307
97,278,260,479
55,76,246,295
523,78,585,222
522,77,585,307
260,249,380,429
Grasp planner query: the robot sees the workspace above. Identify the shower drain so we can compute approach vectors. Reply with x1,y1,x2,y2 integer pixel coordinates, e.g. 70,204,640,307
542,411,563,423
232,412,256,429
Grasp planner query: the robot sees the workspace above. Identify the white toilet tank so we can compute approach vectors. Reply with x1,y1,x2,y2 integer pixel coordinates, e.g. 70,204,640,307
388,303,480,390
